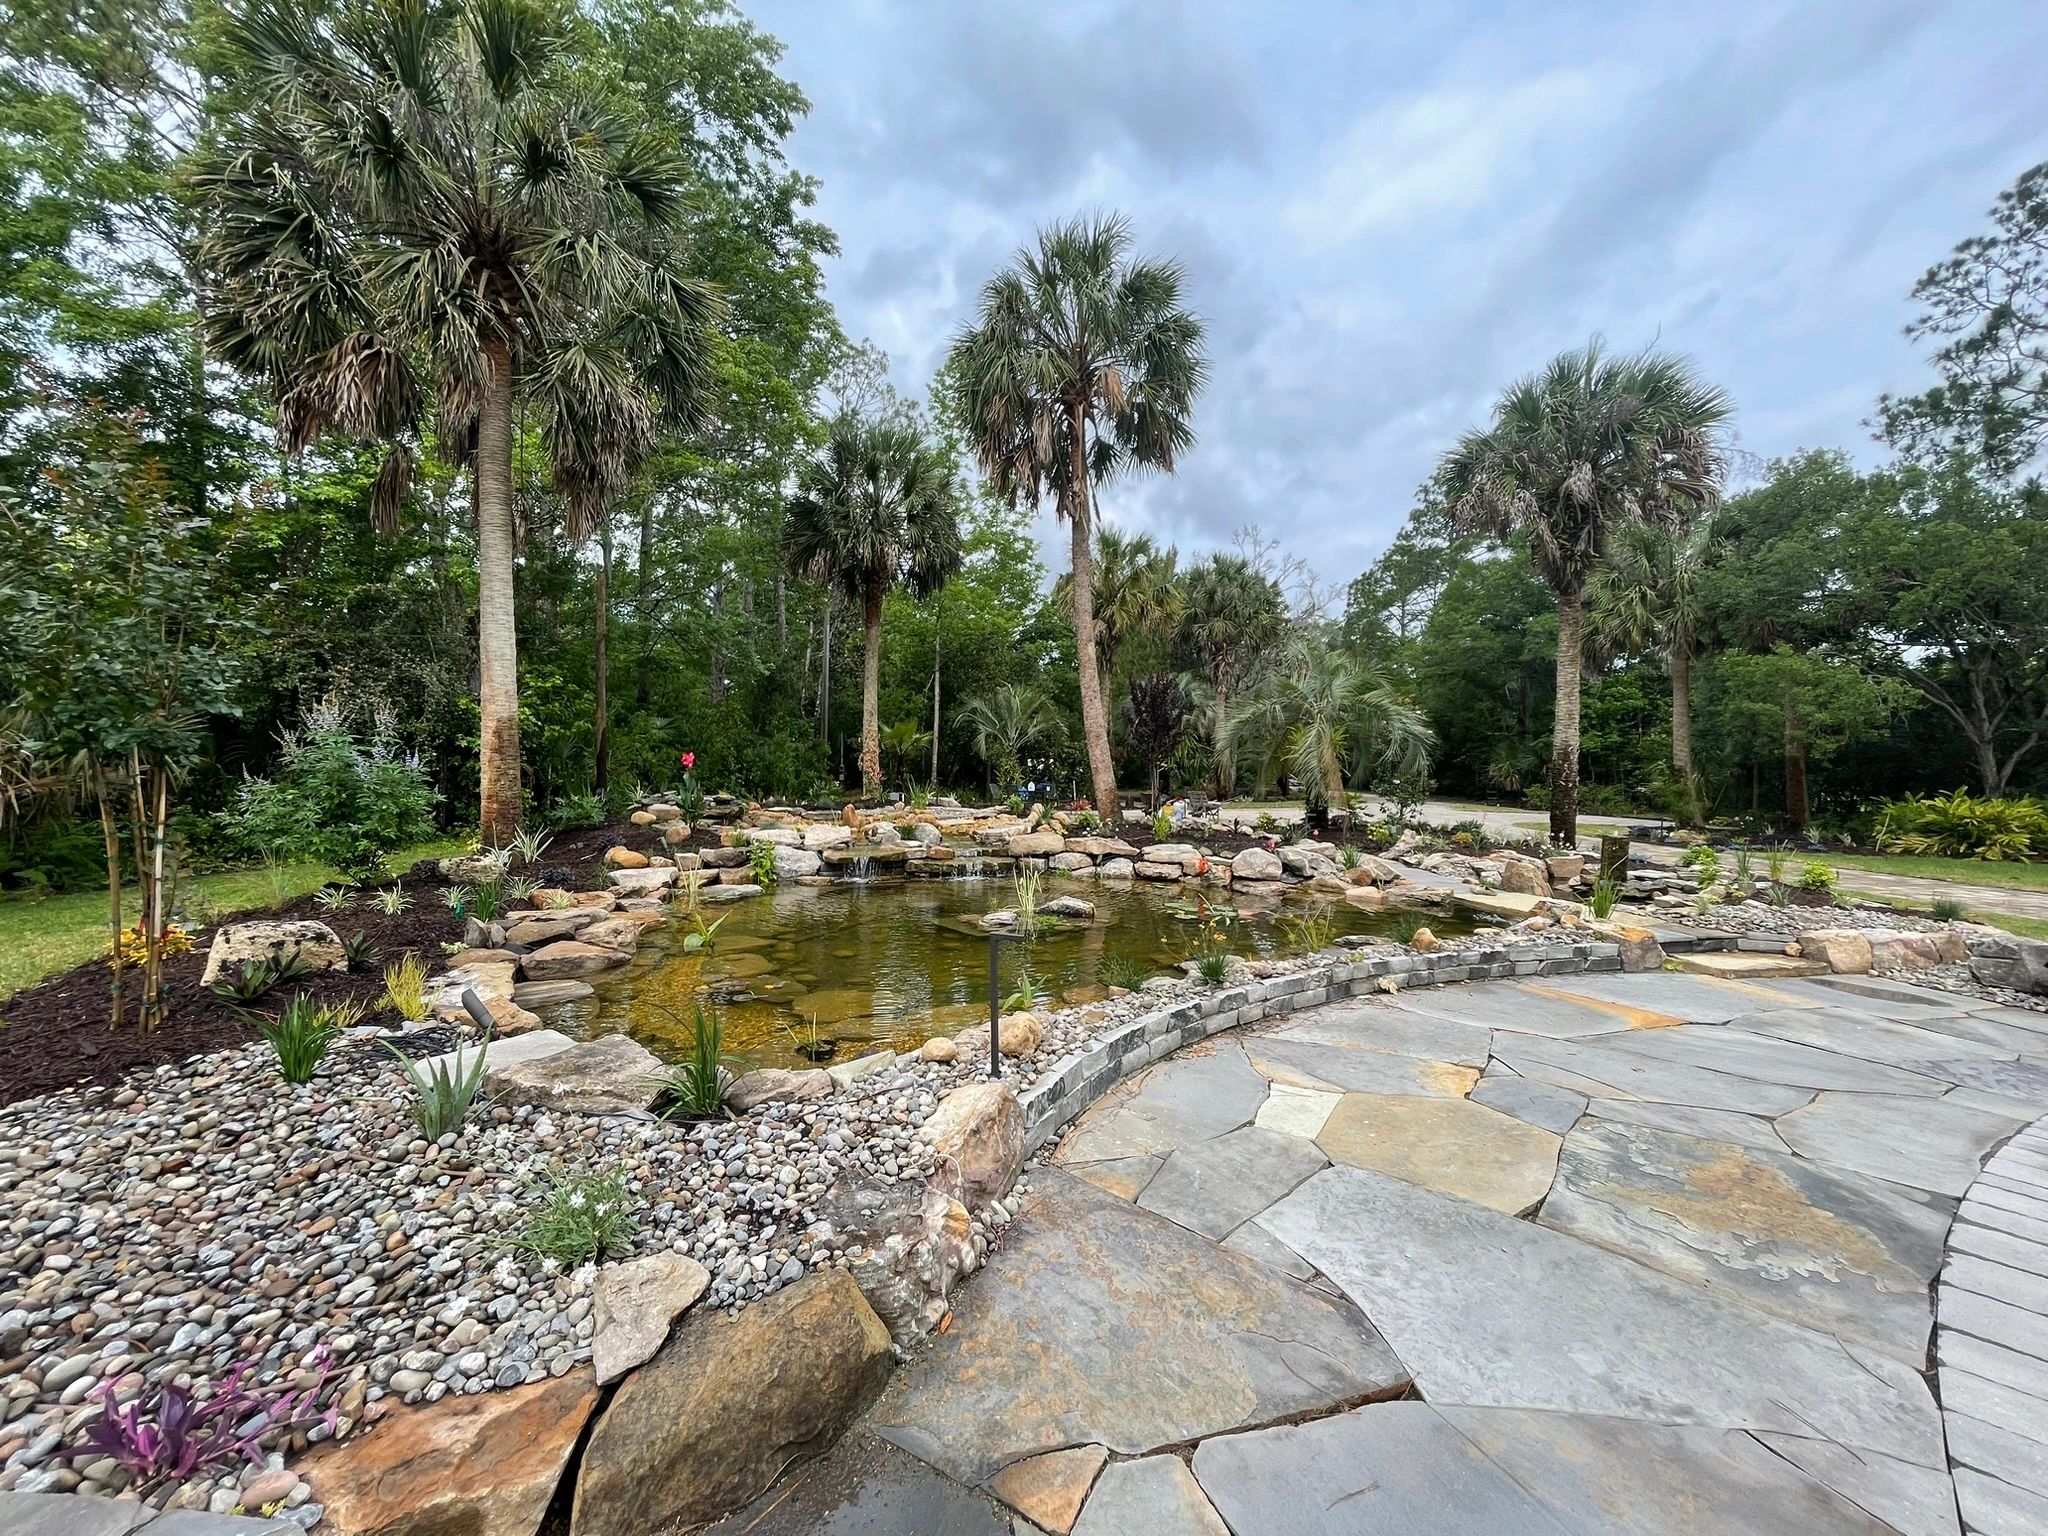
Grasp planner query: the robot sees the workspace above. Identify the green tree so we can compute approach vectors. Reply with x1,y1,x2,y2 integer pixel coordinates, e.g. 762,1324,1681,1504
784,414,962,794
1435,341,1732,843
1695,648,1904,832
1177,552,1286,796
1054,525,1180,691
949,214,1208,816
194,0,720,841
958,683,1063,800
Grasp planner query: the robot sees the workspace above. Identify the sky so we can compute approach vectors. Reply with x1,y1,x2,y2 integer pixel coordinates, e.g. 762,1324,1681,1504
750,0,2048,583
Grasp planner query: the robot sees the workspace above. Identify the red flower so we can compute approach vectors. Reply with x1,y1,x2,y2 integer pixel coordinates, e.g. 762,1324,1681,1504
680,751,696,771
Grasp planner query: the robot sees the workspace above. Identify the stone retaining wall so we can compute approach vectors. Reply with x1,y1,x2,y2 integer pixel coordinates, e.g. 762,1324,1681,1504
1017,940,1626,1152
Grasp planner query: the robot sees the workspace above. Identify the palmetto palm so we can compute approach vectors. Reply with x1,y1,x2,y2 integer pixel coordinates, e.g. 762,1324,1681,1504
1436,342,1730,843
1220,641,1433,819
194,0,720,840
1177,552,1285,796
1591,516,1717,825
949,214,1207,819
785,415,962,794
956,683,1063,800
1053,526,1180,688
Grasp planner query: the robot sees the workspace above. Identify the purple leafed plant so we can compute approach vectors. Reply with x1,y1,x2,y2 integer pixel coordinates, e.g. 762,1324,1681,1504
61,1347,340,1490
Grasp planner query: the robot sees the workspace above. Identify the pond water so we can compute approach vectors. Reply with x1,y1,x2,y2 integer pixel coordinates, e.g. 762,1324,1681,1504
568,873,1478,1071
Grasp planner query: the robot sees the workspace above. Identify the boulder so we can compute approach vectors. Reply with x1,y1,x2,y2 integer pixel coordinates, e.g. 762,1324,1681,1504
701,883,763,903
578,917,644,955
803,823,856,851
603,846,649,870
1098,858,1136,881
1047,851,1094,872
1278,843,1340,879
606,867,676,896
1343,885,1385,910
774,845,824,879
511,979,593,1009
200,919,345,987
567,890,618,909
1409,927,1440,952
502,913,593,947
1546,853,1587,885
1588,920,1666,973
1038,895,1096,919
1494,857,1550,898
478,994,545,1036
1231,847,1284,882
1309,873,1351,896
647,803,684,822
521,939,631,981
486,1034,665,1115
1794,929,1873,974
1970,933,2048,995
723,1067,832,1112
1066,836,1139,860
1134,860,1184,881
920,1081,1024,1208
629,809,657,826
957,1011,1042,1058
919,1036,960,1063
438,854,511,886
716,865,759,885
701,846,751,869
746,827,803,847
1867,932,1944,973
593,1253,711,1386
570,1270,893,1536
660,822,692,847
303,1369,598,1536
910,821,945,846
1007,831,1067,857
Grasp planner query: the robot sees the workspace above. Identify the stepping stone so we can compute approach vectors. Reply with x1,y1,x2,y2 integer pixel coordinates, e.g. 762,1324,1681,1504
1060,1154,1160,1201
1258,1166,1945,1468
1583,1097,1792,1154
1191,1402,1577,1536
1672,949,1827,978
1494,1036,1815,1116
1533,971,1819,1024
1253,1083,1341,1138
1601,1024,1953,1095
1385,980,1640,1037
1267,1003,1491,1065
1753,1433,1962,1536
1469,1073,1586,1134
1777,1092,2022,1195
1314,1093,1560,1215
1441,1406,1903,1534
1137,1126,1329,1240
1540,1120,1951,1362
874,1171,1408,1484
1054,1044,1268,1163
1072,1454,1228,1536
1245,1038,1477,1097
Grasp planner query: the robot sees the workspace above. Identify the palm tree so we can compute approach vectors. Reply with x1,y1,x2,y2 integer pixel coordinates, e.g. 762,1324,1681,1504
1436,342,1731,844
1220,641,1434,834
1591,516,1717,826
784,415,962,795
957,683,1063,800
1177,553,1285,796
949,214,1208,820
195,0,720,841
1054,526,1180,688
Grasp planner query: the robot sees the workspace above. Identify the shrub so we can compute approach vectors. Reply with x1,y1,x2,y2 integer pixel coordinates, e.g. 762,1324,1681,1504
342,931,380,970
514,1164,639,1266
1681,844,1723,879
1799,861,1839,892
1005,793,1025,816
548,789,607,830
255,994,354,1083
1154,809,1175,841
382,953,430,1021
656,1003,729,1118
748,838,779,887
382,1029,488,1136
1068,809,1101,834
1876,789,2048,862
114,921,191,969
219,699,438,883
1931,896,1967,923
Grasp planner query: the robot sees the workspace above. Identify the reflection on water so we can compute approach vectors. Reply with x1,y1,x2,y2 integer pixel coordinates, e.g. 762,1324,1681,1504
573,875,1477,1071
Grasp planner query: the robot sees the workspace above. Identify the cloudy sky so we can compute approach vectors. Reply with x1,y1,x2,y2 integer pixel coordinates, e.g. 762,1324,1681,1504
750,0,2048,581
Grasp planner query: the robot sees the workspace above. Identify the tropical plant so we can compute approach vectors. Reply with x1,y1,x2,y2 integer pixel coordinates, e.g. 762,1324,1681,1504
382,953,431,1023
1179,553,1286,796
507,826,553,866
514,1164,640,1266
255,994,349,1084
785,413,962,793
1436,341,1732,843
1587,876,1622,919
748,839,779,887
957,683,1063,799
950,213,1209,816
656,1003,729,1118
1220,640,1434,828
1054,525,1182,686
210,956,283,1004
342,931,380,970
373,884,411,917
1876,789,2048,861
1799,861,1839,892
549,790,608,831
195,0,721,842
382,1031,490,1138
1123,673,1190,811
1931,897,1967,922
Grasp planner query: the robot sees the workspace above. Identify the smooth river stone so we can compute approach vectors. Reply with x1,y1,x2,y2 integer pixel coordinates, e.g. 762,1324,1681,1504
1136,1126,1330,1240
1258,1165,1946,1468
1539,1119,1952,1361
1053,1043,1269,1163
874,1170,1408,1484
1777,1091,2024,1195
1314,1093,1560,1215
1245,1038,1478,1097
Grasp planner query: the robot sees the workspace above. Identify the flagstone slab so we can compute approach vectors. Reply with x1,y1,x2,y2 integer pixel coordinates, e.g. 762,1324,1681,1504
1494,1036,1816,1116
1783,973,1987,1017
1960,1195,2048,1247
1136,1126,1330,1240
1583,1097,1793,1154
1071,1455,1229,1536
1953,1466,2048,1536
1943,1367,2048,1443
874,1171,1408,1484
1060,1153,1162,1202
1266,1003,1491,1065
1258,1165,1946,1467
1244,1037,1478,1097
1600,1024,1954,1095
1468,1073,1586,1134
1540,1120,1952,1360
1899,1008,2048,1055
1947,1411,2048,1500
1252,1082,1341,1138
1314,1092,1560,1214
1736,1008,2020,1072
1939,1329,2048,1401
1051,1043,1267,1163
1778,1092,2020,1195
1222,1219,1317,1281
1440,1406,1899,1535
699,1427,1011,1535
1949,1221,2048,1279
1750,1434,1962,1536
1948,1255,2048,1313
1190,1402,1577,1536
1534,970,1821,1022
1384,980,1639,1037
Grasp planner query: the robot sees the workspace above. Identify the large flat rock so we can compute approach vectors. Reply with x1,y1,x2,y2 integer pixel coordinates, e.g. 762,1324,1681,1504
1315,1092,1560,1215
1735,1007,2022,1074
1540,1119,1952,1361
1583,1097,1793,1153
1265,1002,1492,1065
1533,970,1819,1023
1600,1023,1954,1096
700,1427,1011,1535
1493,1035,1816,1116
1053,1043,1269,1163
1245,1037,1477,1097
1468,1073,1586,1134
1387,980,1642,1037
874,1170,1409,1484
1072,1454,1229,1536
1777,1091,2021,1195
1258,1165,1946,1468
1136,1125,1329,1239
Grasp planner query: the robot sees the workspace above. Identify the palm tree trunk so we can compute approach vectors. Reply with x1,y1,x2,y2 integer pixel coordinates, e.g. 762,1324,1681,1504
1550,589,1584,845
1670,645,1699,827
475,337,523,844
930,592,942,789
859,576,883,794
593,516,612,796
1066,399,1118,817
635,497,655,710
819,592,834,744
1784,710,1810,835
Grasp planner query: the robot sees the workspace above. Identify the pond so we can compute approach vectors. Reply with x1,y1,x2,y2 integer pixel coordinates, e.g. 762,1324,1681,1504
567,873,1479,1071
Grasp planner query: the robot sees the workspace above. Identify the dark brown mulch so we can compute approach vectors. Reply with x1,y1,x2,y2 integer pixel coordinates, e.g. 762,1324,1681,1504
0,816,725,1109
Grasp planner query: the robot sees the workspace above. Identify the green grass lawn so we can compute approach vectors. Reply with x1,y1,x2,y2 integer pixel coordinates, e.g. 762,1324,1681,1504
0,837,470,1002
1841,888,2048,942
1818,851,2048,893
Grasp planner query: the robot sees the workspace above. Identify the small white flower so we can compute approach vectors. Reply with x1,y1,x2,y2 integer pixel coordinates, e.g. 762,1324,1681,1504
568,1191,586,1209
